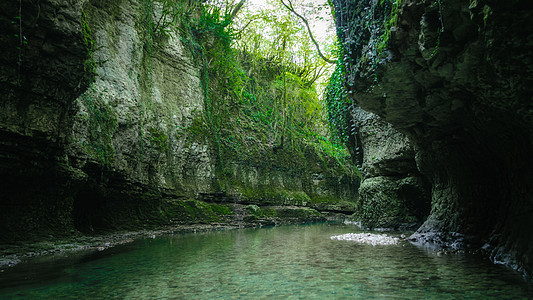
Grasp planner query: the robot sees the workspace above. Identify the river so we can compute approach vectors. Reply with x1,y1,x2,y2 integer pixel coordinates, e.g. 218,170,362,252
1,222,532,298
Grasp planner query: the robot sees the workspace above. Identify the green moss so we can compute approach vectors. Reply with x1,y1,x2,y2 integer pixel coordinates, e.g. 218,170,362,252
162,199,233,224
81,10,96,78
80,89,117,168
210,203,233,215
148,127,169,153
247,205,277,219
186,115,209,138
356,192,416,228
247,205,321,222
235,184,311,206
275,207,321,219
376,0,402,55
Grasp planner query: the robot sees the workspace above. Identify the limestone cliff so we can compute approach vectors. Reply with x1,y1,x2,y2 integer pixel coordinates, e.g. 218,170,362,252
351,106,429,229
332,0,533,274
0,0,357,241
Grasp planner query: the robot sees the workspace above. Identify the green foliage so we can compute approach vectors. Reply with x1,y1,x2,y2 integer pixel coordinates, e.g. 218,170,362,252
324,45,351,144
134,0,355,179
482,4,492,26
234,2,334,85
430,0,444,58
156,0,354,177
81,10,96,79
376,0,402,54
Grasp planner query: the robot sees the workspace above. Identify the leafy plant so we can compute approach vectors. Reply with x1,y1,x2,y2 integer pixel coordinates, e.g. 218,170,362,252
324,44,351,144
429,0,444,58
131,0,356,179
376,0,402,54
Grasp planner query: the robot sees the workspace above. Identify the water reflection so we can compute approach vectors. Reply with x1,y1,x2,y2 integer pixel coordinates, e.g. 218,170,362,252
0,223,532,298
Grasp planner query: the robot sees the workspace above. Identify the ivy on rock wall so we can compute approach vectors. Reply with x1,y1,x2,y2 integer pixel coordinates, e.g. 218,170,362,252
324,0,409,164
324,45,351,144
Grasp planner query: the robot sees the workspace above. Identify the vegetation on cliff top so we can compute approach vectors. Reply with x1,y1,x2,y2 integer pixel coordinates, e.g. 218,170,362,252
141,0,357,178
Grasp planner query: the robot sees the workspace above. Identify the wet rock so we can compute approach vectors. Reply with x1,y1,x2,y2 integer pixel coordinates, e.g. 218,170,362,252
350,107,430,229
333,0,533,276
358,176,428,229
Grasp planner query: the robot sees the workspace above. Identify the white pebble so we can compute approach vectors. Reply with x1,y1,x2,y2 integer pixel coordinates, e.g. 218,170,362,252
330,233,400,246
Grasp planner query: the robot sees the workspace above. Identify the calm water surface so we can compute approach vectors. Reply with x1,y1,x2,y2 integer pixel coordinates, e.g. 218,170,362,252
1,223,532,299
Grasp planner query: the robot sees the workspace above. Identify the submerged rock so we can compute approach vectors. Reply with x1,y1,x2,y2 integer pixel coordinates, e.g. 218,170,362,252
330,233,400,246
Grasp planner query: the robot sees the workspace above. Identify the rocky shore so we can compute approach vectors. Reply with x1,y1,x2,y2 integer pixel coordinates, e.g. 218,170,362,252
0,224,238,271
330,232,401,246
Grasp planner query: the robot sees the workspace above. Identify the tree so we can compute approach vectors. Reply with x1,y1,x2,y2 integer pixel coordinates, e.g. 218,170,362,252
279,0,336,64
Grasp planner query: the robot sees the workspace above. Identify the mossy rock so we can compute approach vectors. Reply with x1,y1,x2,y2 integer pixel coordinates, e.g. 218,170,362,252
356,176,427,228
247,205,277,219
246,205,324,223
163,199,233,224
274,207,322,219
231,183,312,206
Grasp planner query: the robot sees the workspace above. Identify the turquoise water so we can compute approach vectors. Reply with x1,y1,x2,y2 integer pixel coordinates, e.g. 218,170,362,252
1,223,532,299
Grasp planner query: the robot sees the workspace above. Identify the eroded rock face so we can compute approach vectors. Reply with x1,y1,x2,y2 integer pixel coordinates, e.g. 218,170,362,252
0,0,357,240
0,0,91,238
0,0,217,237
333,0,533,274
351,106,429,228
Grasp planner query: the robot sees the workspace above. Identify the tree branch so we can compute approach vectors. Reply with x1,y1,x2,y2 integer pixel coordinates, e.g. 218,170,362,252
228,0,246,22
233,15,262,38
279,0,336,64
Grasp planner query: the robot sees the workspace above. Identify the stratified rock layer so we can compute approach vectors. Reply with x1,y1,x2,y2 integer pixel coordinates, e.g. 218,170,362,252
333,0,533,274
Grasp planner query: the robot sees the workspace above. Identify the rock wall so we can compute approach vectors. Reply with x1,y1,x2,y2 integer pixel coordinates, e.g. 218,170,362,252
0,0,357,241
332,0,533,274
351,106,429,229
1,0,92,239
223,162,357,214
